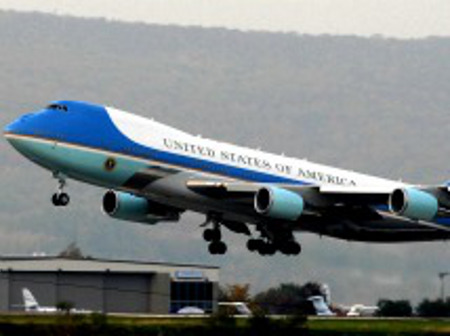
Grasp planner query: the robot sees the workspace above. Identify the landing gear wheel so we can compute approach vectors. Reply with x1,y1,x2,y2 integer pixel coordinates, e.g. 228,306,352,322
52,193,60,206
257,242,276,256
247,239,259,252
203,229,214,242
208,243,217,255
211,229,221,242
216,241,227,255
208,241,227,255
280,241,301,255
58,193,70,206
203,227,221,242
265,244,276,256
258,245,268,256
52,193,70,207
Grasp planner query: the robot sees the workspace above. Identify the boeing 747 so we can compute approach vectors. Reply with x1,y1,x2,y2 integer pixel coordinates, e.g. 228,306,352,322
4,101,450,256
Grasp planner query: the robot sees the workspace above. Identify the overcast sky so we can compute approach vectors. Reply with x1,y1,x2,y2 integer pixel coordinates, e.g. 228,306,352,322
1,0,449,38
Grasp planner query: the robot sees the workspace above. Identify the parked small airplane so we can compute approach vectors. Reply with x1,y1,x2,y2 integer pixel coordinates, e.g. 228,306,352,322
176,306,205,315
22,288,58,313
22,288,91,313
218,302,252,315
4,101,450,256
345,304,379,317
307,296,335,316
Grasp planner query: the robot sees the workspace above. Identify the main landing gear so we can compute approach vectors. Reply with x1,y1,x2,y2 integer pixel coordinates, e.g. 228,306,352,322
202,215,227,255
247,239,301,256
200,215,301,257
246,225,302,256
51,173,70,207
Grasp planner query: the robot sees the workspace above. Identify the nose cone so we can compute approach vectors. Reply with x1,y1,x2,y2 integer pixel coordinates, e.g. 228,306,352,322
4,113,33,136
4,118,21,148
4,118,20,135
4,114,40,159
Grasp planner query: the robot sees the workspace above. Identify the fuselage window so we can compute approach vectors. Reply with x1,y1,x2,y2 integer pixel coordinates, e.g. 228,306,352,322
47,104,68,112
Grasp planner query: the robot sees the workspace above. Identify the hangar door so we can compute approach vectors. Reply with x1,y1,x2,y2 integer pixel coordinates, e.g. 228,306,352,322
104,273,150,313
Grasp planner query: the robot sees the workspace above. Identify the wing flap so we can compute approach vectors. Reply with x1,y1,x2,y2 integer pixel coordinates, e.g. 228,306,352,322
186,179,259,198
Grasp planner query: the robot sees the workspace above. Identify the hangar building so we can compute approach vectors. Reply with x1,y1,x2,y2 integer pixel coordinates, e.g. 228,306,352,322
0,256,219,314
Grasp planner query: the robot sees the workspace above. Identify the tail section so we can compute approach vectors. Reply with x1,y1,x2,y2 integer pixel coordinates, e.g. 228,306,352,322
22,288,39,311
308,295,335,316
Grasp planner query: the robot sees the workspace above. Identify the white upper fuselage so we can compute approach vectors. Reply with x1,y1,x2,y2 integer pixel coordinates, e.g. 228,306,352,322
106,106,405,190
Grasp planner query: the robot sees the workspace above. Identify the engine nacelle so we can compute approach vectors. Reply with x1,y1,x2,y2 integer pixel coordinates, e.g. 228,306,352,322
254,186,304,221
389,188,438,221
102,190,179,225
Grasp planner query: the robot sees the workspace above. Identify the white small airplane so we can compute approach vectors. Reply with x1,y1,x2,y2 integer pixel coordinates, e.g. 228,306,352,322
22,288,91,314
307,296,335,316
218,302,252,315
22,288,58,313
345,304,379,317
176,306,205,315
4,101,450,257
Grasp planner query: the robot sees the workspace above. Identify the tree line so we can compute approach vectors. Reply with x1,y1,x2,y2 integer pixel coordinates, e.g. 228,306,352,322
220,282,450,317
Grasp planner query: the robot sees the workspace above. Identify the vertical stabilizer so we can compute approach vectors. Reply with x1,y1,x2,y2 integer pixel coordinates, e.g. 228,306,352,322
22,288,39,311
308,296,335,316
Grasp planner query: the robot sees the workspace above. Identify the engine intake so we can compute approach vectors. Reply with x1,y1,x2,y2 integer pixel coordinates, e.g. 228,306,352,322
103,190,179,224
389,188,438,221
254,186,304,221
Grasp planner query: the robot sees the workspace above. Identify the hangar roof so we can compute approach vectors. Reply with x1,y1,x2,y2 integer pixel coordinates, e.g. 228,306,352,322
0,256,219,282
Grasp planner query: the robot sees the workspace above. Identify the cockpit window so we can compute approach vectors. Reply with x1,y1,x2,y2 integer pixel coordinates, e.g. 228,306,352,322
47,104,68,112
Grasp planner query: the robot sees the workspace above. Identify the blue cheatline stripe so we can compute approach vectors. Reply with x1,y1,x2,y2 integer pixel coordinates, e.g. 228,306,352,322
436,217,450,226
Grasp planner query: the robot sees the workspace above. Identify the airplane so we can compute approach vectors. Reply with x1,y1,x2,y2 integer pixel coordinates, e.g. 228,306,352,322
218,302,252,315
345,304,379,317
22,287,92,313
4,100,450,256
176,306,205,315
22,288,58,313
307,296,335,316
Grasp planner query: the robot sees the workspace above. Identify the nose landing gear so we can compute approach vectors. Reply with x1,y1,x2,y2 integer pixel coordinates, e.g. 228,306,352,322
52,173,70,207
52,192,70,207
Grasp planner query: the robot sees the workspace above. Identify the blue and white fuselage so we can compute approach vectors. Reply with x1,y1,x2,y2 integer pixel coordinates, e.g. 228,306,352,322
4,101,450,256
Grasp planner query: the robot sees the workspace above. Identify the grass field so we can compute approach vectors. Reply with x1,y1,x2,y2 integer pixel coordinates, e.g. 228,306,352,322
307,317,450,335
0,314,448,335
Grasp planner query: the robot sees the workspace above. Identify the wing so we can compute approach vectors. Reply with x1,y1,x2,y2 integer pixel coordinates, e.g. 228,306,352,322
187,179,450,232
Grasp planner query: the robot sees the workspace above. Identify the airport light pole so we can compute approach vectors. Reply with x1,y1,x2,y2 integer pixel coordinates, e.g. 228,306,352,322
438,272,449,301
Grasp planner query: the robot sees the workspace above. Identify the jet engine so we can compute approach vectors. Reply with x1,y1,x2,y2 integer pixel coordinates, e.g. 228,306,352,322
254,186,304,221
102,190,180,224
389,188,438,221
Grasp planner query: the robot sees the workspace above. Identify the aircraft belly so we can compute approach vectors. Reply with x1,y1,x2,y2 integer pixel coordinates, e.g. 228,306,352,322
298,215,450,242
